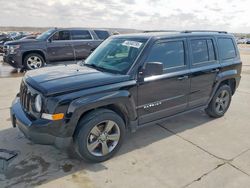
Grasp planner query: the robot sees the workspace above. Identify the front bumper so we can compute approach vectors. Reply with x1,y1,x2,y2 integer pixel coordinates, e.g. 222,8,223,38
3,53,23,68
10,97,72,148
0,46,3,53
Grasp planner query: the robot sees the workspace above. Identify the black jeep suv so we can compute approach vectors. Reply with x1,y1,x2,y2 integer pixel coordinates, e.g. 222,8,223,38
11,31,241,162
3,28,110,70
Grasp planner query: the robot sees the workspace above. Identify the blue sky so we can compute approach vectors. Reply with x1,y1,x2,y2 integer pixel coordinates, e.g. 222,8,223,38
0,0,249,32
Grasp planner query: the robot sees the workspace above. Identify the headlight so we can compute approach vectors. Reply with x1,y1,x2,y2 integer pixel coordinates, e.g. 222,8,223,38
9,45,20,54
34,94,42,113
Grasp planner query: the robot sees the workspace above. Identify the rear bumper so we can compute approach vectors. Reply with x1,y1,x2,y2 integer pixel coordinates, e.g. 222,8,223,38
235,76,241,89
10,97,72,148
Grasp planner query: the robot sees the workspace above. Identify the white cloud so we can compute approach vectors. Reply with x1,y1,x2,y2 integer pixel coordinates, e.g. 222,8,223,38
0,0,249,32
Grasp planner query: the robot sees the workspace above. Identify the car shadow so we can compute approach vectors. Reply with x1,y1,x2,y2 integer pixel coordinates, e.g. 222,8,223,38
0,109,215,187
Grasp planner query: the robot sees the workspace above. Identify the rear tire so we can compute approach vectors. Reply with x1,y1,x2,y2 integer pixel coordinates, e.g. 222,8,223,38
205,85,232,118
74,109,125,162
23,53,45,70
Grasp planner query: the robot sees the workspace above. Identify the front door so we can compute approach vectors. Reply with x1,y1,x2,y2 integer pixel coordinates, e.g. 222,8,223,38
137,39,190,125
47,30,74,62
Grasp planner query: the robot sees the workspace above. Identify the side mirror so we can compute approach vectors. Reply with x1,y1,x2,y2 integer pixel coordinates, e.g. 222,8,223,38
47,38,52,43
143,62,163,77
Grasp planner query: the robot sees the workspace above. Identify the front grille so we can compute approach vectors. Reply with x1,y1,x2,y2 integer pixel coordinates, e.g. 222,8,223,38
20,81,33,112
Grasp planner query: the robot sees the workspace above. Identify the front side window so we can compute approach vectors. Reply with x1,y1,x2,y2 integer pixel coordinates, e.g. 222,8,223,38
84,38,147,74
146,41,185,69
218,38,236,60
52,31,70,41
71,30,92,40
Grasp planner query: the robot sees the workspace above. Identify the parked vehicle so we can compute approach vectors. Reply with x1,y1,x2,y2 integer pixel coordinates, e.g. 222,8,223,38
246,39,250,44
11,31,242,162
3,28,111,70
0,33,7,40
0,33,29,53
20,35,38,40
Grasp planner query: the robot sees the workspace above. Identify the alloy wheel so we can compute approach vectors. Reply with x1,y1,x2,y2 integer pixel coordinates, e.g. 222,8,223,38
87,120,121,157
27,56,42,69
215,90,230,114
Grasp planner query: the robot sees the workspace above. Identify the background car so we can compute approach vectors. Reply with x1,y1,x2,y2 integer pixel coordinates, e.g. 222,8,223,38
237,38,248,44
3,28,111,70
246,39,250,44
20,35,38,40
0,32,29,53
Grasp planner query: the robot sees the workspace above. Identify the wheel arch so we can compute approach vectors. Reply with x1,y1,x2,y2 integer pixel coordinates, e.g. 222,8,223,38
67,91,137,137
219,78,236,95
208,76,237,104
22,50,46,65
73,104,130,137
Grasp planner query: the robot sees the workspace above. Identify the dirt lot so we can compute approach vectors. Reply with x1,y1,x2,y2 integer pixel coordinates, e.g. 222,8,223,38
0,47,250,188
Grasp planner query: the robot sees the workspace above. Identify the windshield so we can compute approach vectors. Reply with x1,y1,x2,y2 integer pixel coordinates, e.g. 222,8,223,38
36,29,55,40
84,38,147,74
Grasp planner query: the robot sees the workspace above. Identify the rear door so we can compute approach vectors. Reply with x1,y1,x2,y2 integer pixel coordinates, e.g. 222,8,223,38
137,38,191,124
71,30,95,60
46,30,74,62
188,37,221,108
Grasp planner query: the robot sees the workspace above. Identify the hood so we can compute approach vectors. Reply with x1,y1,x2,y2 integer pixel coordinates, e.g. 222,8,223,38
5,39,39,45
24,64,130,96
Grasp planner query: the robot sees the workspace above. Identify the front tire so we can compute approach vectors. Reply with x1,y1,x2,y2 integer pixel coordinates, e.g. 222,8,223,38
23,53,45,70
205,85,232,118
74,109,126,162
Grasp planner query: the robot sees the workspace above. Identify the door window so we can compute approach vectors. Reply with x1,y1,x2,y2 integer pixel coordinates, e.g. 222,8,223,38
94,30,110,40
207,40,216,61
71,30,92,40
191,39,216,64
146,41,185,69
51,31,70,41
218,38,236,60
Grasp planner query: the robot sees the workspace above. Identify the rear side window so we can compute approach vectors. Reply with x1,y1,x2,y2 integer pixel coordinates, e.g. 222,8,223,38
207,40,216,61
52,31,70,41
191,40,208,64
71,30,92,40
218,38,236,60
94,30,110,40
146,41,185,69
191,39,216,64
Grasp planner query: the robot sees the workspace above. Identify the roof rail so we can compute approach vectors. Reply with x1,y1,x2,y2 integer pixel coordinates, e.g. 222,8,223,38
143,30,178,33
181,30,228,34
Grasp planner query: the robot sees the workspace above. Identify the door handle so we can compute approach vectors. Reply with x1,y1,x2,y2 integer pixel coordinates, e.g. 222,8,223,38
210,68,220,73
177,75,189,80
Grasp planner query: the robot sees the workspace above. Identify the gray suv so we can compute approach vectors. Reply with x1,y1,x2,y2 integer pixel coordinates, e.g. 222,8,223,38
3,28,110,70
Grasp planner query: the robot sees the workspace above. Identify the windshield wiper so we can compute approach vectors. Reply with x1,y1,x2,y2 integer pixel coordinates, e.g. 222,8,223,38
84,63,115,73
84,63,99,70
